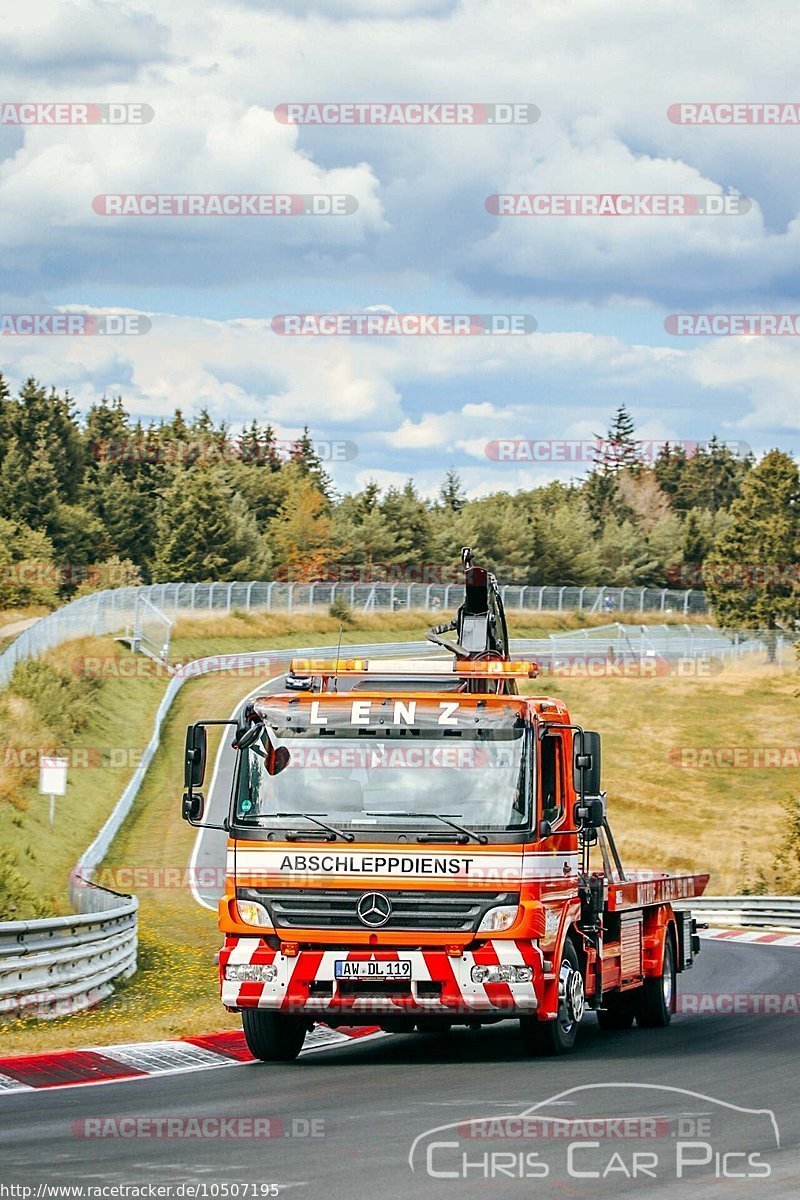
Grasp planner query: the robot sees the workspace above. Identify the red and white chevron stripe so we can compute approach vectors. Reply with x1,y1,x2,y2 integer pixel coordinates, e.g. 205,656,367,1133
219,937,543,1015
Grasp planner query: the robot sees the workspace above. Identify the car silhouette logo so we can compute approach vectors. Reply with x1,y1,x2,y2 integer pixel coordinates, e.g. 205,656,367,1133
356,891,392,927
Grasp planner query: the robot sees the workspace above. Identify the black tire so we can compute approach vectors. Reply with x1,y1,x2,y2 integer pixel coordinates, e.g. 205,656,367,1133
636,933,676,1028
241,1009,308,1061
520,938,584,1056
596,993,636,1030
416,1019,452,1035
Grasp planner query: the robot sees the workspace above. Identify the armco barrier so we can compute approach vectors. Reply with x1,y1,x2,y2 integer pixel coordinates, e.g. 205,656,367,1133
675,895,800,930
0,880,137,1021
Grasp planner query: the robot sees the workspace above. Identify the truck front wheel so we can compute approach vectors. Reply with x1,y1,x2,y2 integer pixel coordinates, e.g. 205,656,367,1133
241,1009,308,1061
636,933,676,1028
520,939,584,1056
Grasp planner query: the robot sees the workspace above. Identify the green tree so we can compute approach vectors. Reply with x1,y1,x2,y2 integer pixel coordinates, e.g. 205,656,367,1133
439,468,466,514
0,435,59,528
289,428,332,499
152,466,255,582
0,517,59,608
380,481,433,563
705,450,800,630
593,404,642,474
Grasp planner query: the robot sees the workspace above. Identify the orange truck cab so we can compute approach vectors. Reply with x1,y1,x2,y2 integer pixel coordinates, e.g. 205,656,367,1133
181,554,707,1061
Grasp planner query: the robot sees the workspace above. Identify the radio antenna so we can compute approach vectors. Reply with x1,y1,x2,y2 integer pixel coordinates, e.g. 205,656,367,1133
333,624,344,692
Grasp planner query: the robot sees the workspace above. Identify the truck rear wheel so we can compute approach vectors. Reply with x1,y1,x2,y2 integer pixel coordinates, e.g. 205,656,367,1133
636,934,675,1028
241,1009,308,1061
520,939,584,1056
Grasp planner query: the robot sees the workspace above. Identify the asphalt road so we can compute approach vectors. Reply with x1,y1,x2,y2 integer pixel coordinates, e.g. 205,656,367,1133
1,940,798,1196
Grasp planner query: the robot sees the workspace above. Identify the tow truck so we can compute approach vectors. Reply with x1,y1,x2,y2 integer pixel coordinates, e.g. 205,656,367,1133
181,550,707,1060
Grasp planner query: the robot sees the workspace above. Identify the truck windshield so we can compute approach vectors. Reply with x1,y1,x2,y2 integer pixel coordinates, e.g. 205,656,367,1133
233,723,529,832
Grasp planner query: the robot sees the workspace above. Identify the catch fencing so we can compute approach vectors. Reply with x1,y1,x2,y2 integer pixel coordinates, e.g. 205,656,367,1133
0,581,709,688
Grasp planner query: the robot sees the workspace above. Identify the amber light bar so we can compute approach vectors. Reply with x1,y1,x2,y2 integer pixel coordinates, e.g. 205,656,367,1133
289,657,539,678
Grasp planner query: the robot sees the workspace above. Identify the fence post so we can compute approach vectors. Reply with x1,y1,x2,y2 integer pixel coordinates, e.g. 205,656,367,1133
227,582,233,614
558,586,565,612
246,581,254,610
683,590,690,615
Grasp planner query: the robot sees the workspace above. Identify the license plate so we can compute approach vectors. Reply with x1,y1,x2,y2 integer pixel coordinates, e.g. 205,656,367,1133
335,959,411,980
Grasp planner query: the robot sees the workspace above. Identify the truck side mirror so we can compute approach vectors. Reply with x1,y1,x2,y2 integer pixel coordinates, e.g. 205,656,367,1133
184,723,207,788
573,729,601,797
234,720,291,777
182,790,205,823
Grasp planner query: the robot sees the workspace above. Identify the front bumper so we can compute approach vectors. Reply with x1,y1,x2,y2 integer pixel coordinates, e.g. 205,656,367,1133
220,937,543,1016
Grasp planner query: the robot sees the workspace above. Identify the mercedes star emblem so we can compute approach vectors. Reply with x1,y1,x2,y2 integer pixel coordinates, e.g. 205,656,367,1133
356,891,392,928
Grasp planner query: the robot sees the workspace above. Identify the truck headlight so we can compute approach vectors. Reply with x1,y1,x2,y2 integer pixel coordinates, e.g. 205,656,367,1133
236,900,272,927
471,964,533,984
477,905,519,933
224,963,278,983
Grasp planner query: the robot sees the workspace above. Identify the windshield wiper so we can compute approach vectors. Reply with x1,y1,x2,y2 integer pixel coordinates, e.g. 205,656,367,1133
275,812,355,842
364,811,488,845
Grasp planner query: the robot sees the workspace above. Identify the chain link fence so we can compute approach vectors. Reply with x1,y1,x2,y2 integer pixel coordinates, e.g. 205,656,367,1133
0,582,710,688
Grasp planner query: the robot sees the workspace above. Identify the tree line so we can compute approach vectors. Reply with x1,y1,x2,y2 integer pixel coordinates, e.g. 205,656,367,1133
0,376,797,629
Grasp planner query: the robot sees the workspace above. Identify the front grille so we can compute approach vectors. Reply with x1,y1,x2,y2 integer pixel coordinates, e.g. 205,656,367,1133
238,888,518,933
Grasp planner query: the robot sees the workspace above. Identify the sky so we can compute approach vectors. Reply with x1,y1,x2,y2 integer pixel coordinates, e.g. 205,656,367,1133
1,0,799,498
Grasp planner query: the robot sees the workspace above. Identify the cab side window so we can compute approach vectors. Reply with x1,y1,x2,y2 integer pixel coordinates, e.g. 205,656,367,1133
540,734,565,827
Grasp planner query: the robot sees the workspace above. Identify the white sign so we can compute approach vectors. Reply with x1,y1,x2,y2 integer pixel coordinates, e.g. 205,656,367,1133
39,756,68,797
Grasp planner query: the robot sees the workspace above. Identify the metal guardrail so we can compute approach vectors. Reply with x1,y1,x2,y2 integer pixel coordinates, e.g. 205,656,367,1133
0,880,137,1021
674,896,800,930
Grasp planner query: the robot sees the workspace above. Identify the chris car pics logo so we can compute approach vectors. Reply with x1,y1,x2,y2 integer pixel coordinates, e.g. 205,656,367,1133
409,1083,779,1182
